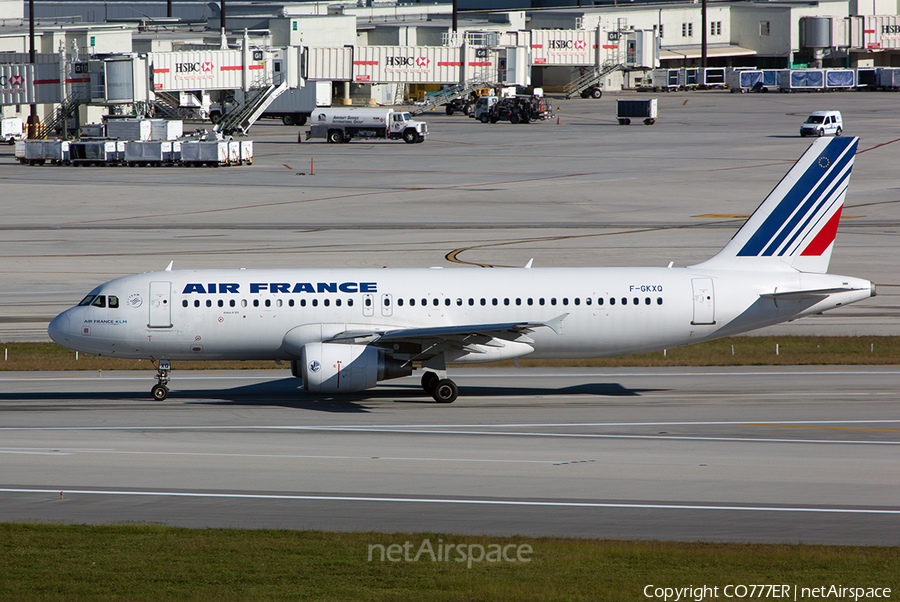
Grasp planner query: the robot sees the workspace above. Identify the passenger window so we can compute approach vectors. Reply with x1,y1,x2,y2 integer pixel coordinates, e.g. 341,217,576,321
657,297,663,305
265,299,271,307
288,299,294,307
445,298,451,306
253,299,259,307
241,299,247,308
504,298,510,306
277,299,283,308
91,296,106,308
230,299,236,307
300,299,306,307
324,299,330,307
183,300,188,308
335,299,341,307
312,299,318,307
207,300,213,307
586,298,591,305
480,298,486,306
421,299,427,306
409,299,415,306
457,298,463,306
609,298,615,306
398,298,404,307
621,298,627,305
365,298,372,307
597,298,603,306
492,298,498,306
194,300,201,308
348,299,353,307
527,298,533,306
218,299,224,308
433,298,439,307
645,297,651,305
539,298,545,306
550,298,557,306
468,298,474,306
384,298,390,307
633,297,639,305
574,298,580,306
516,298,522,306
562,298,568,306
109,296,119,308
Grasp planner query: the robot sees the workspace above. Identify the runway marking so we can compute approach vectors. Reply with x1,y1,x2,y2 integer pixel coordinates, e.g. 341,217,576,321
746,423,900,434
2,488,899,515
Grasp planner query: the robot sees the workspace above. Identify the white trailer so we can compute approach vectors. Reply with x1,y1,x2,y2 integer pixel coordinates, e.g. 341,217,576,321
306,108,427,144
0,117,24,144
262,82,332,126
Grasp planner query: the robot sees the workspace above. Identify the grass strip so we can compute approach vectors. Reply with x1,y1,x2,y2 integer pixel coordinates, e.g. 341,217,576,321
1,524,897,601
0,337,897,371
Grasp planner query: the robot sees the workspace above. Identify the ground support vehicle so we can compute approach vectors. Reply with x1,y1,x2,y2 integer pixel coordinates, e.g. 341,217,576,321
481,96,550,124
800,111,842,137
1,117,24,144
616,98,658,125
306,108,427,144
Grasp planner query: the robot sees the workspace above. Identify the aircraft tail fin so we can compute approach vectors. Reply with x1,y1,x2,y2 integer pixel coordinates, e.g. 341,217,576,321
692,136,858,274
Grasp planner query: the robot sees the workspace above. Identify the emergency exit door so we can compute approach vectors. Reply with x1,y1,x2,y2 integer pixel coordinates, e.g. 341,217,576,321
691,278,716,325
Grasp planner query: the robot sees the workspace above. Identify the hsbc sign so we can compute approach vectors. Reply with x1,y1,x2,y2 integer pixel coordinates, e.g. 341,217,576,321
385,56,431,68
175,61,214,77
0,74,25,87
549,39,589,50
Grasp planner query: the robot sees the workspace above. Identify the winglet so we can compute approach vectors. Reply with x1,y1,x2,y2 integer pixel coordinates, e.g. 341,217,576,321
164,261,174,272
542,313,569,335
524,259,534,269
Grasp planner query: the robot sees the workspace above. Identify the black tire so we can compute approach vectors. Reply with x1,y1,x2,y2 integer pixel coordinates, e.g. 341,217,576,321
282,114,297,126
644,118,655,125
509,113,520,124
490,117,499,124
421,372,439,394
480,114,490,124
296,115,307,126
445,105,454,116
580,90,590,99
432,379,458,403
327,129,343,144
817,129,824,137
591,87,603,99
403,130,419,144
151,384,169,401
209,112,222,124
835,127,842,136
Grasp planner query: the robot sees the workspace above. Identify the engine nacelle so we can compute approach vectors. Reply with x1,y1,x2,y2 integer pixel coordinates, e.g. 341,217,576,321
298,342,411,394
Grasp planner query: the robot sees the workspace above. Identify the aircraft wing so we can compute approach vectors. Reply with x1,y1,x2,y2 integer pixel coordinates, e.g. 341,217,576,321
326,313,569,350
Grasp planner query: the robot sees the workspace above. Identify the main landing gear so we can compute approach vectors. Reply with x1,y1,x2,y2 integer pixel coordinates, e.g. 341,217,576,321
151,359,171,401
421,371,458,403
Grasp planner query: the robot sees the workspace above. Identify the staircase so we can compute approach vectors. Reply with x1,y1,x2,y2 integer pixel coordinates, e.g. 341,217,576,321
35,92,80,139
214,80,289,136
563,62,624,99
410,78,493,116
151,92,182,119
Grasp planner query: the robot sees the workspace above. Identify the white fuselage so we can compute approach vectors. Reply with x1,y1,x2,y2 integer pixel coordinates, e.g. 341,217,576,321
49,266,873,362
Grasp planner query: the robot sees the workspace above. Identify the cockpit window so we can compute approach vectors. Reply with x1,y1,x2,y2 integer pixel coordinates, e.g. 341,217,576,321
108,296,119,308
91,295,106,308
78,295,96,306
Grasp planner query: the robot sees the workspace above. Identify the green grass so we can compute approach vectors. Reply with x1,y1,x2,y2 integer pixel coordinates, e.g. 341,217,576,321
1,337,897,371
0,524,897,601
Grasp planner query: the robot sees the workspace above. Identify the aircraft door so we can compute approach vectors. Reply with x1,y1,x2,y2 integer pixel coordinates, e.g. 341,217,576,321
362,294,374,317
381,294,393,317
691,278,715,325
149,281,173,328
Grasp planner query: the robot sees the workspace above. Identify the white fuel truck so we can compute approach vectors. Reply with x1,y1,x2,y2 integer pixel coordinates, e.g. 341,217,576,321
306,108,427,144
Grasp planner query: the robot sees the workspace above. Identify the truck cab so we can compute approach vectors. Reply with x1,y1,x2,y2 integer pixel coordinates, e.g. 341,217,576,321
800,111,843,137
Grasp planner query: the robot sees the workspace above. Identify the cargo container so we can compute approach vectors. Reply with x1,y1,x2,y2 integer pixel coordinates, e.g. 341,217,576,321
616,98,658,125
20,140,69,165
181,140,230,166
149,119,183,141
825,69,855,89
699,67,726,88
779,69,825,91
124,141,177,166
647,69,681,90
107,118,152,141
761,70,781,88
239,140,253,164
727,69,764,92
307,108,427,143
69,141,119,165
0,117,24,143
878,68,900,89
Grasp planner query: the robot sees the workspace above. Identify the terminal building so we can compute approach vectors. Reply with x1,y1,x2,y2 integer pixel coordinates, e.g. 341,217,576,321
1,0,899,130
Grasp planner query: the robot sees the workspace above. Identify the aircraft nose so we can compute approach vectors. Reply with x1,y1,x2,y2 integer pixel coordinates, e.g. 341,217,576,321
48,312,71,345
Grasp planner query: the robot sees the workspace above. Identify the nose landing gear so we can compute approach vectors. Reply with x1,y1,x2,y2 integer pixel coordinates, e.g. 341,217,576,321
151,359,171,401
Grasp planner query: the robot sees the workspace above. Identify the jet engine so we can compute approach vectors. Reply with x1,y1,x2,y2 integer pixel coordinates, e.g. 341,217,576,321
296,342,411,393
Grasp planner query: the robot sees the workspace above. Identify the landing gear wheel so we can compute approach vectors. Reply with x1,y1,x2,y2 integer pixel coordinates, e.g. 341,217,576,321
432,379,458,403
421,371,439,394
151,384,169,401
153,359,171,401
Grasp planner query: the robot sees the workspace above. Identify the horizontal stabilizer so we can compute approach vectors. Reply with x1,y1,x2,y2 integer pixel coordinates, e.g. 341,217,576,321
760,285,872,300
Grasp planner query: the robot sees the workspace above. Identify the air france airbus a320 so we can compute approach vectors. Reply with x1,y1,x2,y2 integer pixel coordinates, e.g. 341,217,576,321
49,137,874,403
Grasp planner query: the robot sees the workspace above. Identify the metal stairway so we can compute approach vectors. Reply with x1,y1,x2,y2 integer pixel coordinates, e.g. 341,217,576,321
215,80,289,136
410,78,493,115
151,92,182,119
35,92,80,139
563,62,624,99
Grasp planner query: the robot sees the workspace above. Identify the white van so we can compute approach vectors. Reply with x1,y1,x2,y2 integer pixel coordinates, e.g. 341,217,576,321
800,111,843,137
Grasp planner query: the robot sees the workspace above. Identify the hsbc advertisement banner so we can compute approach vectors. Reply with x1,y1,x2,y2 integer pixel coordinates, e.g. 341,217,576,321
0,64,34,105
352,46,462,84
149,50,267,92
530,30,596,66
861,15,900,49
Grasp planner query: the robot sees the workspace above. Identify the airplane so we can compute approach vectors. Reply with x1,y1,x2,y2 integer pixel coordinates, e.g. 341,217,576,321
48,136,875,404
